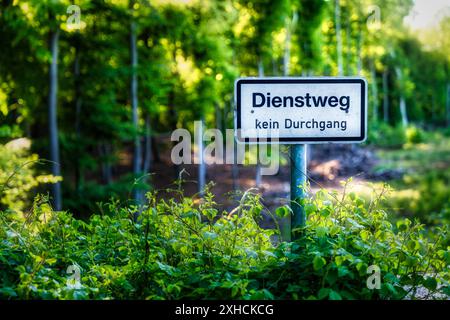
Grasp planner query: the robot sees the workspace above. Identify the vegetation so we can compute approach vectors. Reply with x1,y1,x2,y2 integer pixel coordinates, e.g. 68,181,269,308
0,138,59,213
0,0,449,300
1,0,449,210
1,185,449,300
374,131,450,223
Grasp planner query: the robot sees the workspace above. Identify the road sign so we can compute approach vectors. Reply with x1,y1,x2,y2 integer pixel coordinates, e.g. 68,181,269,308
235,77,367,144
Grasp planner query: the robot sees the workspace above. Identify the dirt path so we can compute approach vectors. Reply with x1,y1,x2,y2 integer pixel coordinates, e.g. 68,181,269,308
149,142,393,213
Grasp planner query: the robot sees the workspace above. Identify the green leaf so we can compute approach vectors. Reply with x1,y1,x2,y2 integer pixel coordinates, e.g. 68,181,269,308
325,270,338,286
313,255,326,271
262,250,277,258
329,290,342,300
360,230,371,241
0,287,17,297
442,286,450,296
305,203,317,216
203,231,218,240
381,283,398,296
231,286,239,297
262,289,274,300
320,206,332,217
337,266,350,277
156,261,176,276
423,277,437,291
275,206,290,218
396,219,411,231
318,288,330,300
316,226,329,238
335,255,345,266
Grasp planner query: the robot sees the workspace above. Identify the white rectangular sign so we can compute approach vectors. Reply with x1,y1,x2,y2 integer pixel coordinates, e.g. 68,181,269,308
235,77,367,144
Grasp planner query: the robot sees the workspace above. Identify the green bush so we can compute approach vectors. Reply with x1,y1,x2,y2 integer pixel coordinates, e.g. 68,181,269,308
405,126,425,144
384,170,450,223
367,123,428,148
367,122,407,148
0,139,59,213
410,171,450,221
0,183,449,300
253,185,450,299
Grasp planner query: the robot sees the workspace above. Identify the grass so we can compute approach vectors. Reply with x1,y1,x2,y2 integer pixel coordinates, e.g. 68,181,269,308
372,131,450,219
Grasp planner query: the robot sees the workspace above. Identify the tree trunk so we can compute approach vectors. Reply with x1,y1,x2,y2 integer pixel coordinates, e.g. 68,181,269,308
258,56,264,77
446,83,450,127
196,118,206,196
130,6,142,202
283,12,297,77
395,67,409,127
74,43,83,195
345,14,351,75
48,29,62,211
399,96,408,127
100,143,113,184
383,69,389,123
231,100,239,191
357,28,363,75
130,21,141,178
169,47,180,179
143,114,152,174
335,0,343,76
255,58,264,188
370,62,379,121
232,141,239,191
168,88,179,179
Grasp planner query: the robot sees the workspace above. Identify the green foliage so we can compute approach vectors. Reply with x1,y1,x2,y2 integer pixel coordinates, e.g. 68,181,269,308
253,186,450,300
374,132,450,222
0,0,449,301
367,122,426,148
1,184,448,300
367,122,407,148
1,0,448,212
0,186,275,299
405,126,425,145
0,140,59,213
413,171,450,219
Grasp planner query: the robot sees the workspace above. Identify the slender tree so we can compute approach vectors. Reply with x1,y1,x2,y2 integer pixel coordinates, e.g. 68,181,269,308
395,66,409,127
48,23,62,211
129,0,142,202
370,61,379,121
383,69,390,123
334,0,343,76
447,83,450,126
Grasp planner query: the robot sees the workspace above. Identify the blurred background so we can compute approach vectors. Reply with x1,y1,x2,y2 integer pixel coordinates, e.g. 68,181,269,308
0,0,449,226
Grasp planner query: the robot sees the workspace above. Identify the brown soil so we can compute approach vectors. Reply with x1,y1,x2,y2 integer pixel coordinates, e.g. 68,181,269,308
149,140,397,213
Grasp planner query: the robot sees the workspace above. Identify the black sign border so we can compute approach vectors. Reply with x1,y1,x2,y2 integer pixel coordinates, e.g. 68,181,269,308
235,78,367,143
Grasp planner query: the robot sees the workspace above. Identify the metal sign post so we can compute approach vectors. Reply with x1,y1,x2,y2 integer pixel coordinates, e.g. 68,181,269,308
235,77,367,240
290,144,307,238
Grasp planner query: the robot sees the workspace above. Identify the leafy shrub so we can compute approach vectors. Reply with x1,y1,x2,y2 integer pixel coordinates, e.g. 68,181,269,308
0,139,59,213
409,171,450,221
367,122,407,148
405,126,425,144
0,182,449,300
384,170,450,224
0,185,275,299
367,122,427,148
253,183,450,299
63,175,150,218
